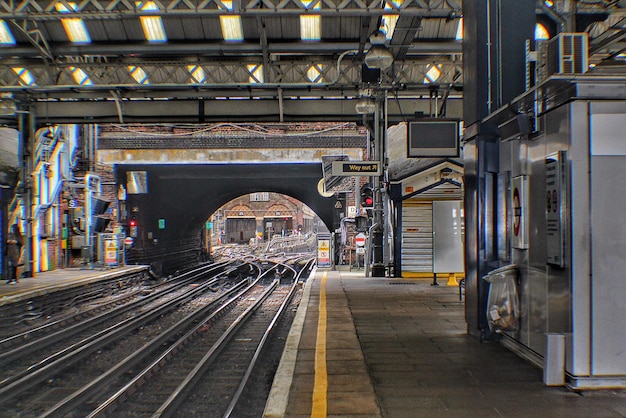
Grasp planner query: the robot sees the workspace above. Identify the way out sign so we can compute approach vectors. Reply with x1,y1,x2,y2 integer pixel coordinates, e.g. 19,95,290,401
331,161,381,176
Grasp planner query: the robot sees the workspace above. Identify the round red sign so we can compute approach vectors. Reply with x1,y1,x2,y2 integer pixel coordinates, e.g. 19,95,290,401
355,233,366,247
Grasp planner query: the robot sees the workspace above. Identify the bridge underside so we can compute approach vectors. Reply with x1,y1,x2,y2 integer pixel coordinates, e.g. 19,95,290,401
116,163,336,273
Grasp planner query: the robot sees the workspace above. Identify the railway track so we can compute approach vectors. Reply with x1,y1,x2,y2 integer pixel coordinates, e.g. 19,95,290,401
0,268,148,338
0,262,231,356
44,260,307,417
0,256,314,417
0,261,252,415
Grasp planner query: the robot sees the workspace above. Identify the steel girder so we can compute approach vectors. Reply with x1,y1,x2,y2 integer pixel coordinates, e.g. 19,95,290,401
0,0,462,18
0,56,463,94
0,0,464,124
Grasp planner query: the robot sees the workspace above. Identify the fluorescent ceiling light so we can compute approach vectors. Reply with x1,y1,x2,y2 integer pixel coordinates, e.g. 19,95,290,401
13,67,36,86
220,16,244,41
424,64,441,83
382,0,402,40
381,15,398,40
535,23,550,40
128,66,150,84
248,64,264,83
188,65,206,83
137,1,167,42
307,65,323,83
0,20,16,44
220,1,243,41
56,2,91,43
300,0,320,41
70,67,93,85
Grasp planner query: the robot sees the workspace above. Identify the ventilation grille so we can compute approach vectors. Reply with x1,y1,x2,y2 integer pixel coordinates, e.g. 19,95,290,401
537,33,589,83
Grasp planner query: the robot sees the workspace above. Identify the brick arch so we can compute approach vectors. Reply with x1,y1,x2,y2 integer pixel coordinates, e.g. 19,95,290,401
265,204,292,217
116,163,337,272
226,204,254,216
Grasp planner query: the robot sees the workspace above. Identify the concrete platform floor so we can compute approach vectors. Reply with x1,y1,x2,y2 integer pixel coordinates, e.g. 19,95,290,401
0,265,147,305
265,269,626,418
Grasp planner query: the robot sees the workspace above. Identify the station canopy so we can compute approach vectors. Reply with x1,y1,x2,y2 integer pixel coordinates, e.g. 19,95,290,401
0,1,623,124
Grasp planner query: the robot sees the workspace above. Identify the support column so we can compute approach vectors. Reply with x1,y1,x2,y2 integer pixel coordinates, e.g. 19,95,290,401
462,0,535,337
18,108,35,277
371,93,385,277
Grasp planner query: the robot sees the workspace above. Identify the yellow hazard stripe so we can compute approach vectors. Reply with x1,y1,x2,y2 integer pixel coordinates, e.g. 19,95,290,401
311,271,328,417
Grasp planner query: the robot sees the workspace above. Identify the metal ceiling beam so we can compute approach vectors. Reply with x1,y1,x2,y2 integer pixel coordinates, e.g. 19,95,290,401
0,40,463,58
0,95,463,125
0,0,462,18
390,16,424,61
256,17,271,83
0,57,463,92
7,19,53,61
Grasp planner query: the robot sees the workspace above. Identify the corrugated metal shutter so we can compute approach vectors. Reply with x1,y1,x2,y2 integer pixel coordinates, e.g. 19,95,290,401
401,202,433,273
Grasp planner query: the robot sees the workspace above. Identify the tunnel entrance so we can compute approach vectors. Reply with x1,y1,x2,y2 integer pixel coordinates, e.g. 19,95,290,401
116,163,336,274
204,191,327,249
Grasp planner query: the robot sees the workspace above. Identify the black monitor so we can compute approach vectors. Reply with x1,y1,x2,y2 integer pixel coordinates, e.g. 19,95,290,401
407,120,459,158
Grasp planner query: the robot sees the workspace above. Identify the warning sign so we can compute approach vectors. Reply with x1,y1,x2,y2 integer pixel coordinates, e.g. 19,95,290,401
105,239,118,266
317,238,331,268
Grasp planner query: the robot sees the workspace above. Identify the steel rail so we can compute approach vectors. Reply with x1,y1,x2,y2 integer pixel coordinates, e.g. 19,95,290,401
151,279,281,418
223,265,306,417
41,273,267,418
0,262,230,362
0,264,245,402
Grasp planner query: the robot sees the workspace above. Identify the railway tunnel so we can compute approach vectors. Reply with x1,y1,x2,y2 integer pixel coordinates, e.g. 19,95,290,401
116,162,337,274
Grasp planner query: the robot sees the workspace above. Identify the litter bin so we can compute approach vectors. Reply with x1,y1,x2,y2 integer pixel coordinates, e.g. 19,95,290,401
483,264,519,333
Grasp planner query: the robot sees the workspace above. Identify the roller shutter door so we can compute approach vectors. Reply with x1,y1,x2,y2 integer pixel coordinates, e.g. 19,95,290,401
401,202,433,273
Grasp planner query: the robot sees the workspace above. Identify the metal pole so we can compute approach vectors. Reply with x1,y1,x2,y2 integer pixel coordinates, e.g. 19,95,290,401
371,94,385,277
18,109,34,277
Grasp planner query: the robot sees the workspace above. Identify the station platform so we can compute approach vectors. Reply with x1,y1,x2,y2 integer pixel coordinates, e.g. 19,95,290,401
0,265,149,306
2,265,626,416
265,269,626,418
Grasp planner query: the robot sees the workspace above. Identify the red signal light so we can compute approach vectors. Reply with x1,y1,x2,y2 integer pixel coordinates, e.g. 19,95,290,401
364,197,373,206
129,219,137,227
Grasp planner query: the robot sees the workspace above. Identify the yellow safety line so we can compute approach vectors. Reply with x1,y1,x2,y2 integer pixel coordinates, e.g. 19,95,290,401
311,272,328,418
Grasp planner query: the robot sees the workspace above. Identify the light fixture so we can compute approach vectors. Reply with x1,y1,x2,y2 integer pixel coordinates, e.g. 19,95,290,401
0,20,16,44
247,64,264,83
56,2,91,43
128,66,150,84
355,88,376,114
70,67,93,85
219,0,243,41
137,1,167,42
12,67,36,86
188,65,206,83
300,0,321,41
355,97,376,114
364,31,394,70
0,98,17,115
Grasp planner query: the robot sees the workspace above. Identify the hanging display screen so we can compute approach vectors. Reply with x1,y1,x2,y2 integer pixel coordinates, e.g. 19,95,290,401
407,120,459,158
